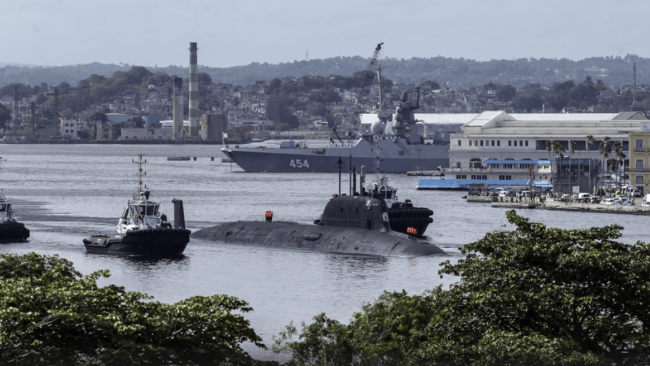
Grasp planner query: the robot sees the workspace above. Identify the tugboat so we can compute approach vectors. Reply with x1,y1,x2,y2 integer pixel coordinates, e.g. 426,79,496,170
0,192,30,242
83,154,191,256
363,174,433,238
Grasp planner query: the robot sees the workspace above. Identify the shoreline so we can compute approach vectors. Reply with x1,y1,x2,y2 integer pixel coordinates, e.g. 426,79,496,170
467,195,650,215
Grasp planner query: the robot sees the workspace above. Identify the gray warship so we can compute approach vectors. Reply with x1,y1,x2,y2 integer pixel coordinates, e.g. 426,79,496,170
221,91,460,173
222,43,460,173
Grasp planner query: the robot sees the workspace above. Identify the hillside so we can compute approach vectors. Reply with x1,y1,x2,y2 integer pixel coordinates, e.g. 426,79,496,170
1,54,649,88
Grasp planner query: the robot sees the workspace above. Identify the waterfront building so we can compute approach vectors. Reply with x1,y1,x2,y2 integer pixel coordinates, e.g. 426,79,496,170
449,110,648,193
417,158,554,190
119,127,172,141
59,118,86,139
628,122,650,195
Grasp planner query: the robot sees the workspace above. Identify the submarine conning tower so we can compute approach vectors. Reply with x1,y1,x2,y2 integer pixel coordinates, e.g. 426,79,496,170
319,195,391,233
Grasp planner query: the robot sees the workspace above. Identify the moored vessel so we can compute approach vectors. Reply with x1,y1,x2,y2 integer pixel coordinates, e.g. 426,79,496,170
222,44,460,173
0,192,30,242
83,154,191,256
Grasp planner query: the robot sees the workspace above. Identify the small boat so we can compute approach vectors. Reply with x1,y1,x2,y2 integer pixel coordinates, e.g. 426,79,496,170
83,154,191,256
363,173,433,238
0,192,30,242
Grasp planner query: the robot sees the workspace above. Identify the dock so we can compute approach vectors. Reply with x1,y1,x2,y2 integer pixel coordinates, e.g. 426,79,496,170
467,195,650,215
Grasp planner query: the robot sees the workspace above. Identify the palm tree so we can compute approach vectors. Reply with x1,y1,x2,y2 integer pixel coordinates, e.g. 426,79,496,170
546,140,553,188
552,141,566,193
612,140,626,192
598,137,612,195
569,141,576,194
587,135,595,194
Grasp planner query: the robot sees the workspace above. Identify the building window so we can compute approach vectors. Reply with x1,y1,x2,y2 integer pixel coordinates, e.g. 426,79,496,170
475,140,478,146
469,140,473,146
497,141,500,146
480,140,483,146
504,164,513,169
491,140,495,146
458,140,462,146
514,141,518,146
636,176,644,184
471,175,487,180
456,174,466,179
499,175,512,180
508,140,512,146
456,162,461,168
520,140,523,146
525,141,529,147
636,159,644,172
636,139,644,148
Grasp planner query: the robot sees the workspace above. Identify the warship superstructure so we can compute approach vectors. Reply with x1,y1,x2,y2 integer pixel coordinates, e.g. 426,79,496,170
222,92,459,173
222,43,460,173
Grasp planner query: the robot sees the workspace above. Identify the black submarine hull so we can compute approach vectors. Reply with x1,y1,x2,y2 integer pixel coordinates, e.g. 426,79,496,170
83,228,191,256
0,221,30,243
192,221,445,257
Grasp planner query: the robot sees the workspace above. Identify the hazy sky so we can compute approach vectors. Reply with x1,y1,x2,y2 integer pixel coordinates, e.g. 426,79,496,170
3,0,648,68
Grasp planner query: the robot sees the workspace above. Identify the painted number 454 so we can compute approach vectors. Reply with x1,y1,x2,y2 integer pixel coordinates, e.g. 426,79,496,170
290,159,309,168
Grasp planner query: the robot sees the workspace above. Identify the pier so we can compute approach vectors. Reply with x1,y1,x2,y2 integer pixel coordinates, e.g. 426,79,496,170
467,195,650,215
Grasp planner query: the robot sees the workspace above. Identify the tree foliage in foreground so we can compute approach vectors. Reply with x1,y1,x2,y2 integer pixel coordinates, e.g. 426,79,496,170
274,210,650,365
0,252,277,366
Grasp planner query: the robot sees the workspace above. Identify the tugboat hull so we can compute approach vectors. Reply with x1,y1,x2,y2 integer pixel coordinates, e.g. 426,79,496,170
388,207,434,238
83,228,191,256
0,222,30,243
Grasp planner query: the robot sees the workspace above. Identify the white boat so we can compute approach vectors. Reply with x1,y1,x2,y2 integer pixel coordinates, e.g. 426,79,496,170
83,153,190,255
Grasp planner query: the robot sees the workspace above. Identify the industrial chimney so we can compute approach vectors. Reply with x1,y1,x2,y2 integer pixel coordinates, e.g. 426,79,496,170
189,42,199,137
172,76,184,140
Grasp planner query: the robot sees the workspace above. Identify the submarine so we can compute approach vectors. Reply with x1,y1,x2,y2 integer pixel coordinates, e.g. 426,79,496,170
193,160,444,257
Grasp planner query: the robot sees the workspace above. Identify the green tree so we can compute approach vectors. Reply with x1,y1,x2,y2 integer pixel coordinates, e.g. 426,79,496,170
548,80,575,111
0,252,274,366
587,135,595,193
0,103,11,129
496,84,516,101
265,94,299,127
419,80,441,90
612,140,626,188
598,136,612,193
513,94,543,112
276,211,650,365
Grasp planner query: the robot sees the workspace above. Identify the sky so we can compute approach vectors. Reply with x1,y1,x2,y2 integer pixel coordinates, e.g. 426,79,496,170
2,0,649,68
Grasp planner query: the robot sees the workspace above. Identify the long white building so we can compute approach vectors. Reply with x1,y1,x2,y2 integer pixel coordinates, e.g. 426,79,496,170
449,111,647,169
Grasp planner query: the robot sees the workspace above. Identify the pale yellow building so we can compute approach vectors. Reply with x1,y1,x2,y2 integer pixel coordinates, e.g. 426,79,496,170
628,122,650,195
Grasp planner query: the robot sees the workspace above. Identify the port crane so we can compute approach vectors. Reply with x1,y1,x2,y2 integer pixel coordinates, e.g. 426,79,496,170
332,42,384,142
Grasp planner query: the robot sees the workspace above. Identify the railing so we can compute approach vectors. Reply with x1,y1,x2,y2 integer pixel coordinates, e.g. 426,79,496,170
634,147,647,152
625,168,650,172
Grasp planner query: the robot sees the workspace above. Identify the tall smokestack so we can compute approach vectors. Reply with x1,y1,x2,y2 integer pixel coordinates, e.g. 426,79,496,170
172,76,184,140
189,42,199,137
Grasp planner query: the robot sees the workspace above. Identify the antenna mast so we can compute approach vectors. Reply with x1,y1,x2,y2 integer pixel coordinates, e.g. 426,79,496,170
133,153,147,194
633,62,638,108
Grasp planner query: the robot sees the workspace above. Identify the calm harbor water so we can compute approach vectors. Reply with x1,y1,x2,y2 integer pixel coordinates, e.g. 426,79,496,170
0,144,647,361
